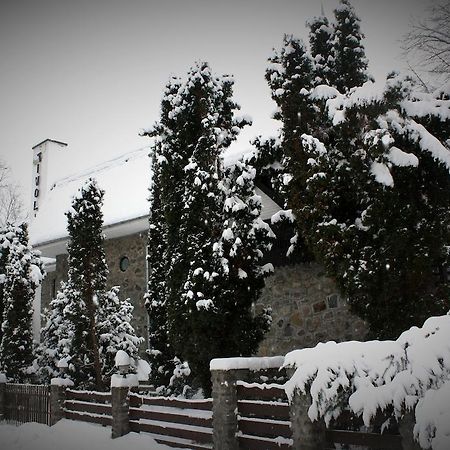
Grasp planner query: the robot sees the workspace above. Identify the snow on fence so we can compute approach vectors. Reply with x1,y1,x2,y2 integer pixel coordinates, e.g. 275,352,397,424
128,393,213,449
209,355,420,450
64,389,112,427
210,356,292,450
236,381,292,450
3,383,50,425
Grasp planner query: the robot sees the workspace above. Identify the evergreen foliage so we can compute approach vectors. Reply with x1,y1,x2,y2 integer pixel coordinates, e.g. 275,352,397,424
256,0,449,339
143,77,182,390
307,14,334,86
97,286,143,381
36,281,74,382
0,223,44,381
63,179,108,388
331,0,371,92
38,179,142,388
297,74,450,338
145,62,273,394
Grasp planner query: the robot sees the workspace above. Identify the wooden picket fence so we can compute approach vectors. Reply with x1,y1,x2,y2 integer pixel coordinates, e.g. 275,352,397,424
237,380,292,450
128,392,213,450
4,383,50,425
325,410,403,449
1,381,407,449
64,389,112,426
235,378,403,450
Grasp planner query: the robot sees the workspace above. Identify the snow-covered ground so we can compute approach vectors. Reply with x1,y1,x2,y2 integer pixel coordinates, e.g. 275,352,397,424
0,419,182,450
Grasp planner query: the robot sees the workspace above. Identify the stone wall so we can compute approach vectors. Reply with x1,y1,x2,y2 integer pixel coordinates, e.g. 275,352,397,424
40,232,148,349
256,262,367,356
40,234,367,359
104,232,148,347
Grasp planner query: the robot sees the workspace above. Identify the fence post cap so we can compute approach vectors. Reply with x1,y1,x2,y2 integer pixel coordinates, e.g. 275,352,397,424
0,373,6,383
115,350,130,367
50,377,74,387
111,373,138,388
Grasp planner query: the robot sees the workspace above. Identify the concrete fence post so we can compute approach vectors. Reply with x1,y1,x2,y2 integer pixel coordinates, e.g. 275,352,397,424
289,387,327,450
111,385,130,438
211,368,249,450
0,373,6,421
50,383,69,425
399,411,422,450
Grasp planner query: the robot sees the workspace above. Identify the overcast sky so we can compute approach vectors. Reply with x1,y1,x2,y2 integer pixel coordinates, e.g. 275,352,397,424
0,0,432,215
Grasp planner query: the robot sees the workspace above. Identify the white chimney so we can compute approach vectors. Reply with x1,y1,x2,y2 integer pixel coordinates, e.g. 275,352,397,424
31,139,68,217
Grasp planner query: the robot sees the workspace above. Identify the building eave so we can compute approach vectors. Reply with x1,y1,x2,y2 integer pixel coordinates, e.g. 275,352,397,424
34,214,149,257
32,139,68,150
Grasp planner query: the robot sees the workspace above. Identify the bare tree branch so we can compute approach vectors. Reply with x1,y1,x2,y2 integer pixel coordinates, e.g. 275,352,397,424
0,160,26,229
402,1,450,87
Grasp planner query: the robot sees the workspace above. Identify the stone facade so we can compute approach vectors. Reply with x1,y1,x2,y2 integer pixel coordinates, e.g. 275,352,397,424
40,232,148,348
256,262,367,356
103,232,148,346
40,233,367,358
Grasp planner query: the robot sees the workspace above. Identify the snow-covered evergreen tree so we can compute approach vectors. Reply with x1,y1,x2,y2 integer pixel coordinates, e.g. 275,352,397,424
64,179,108,388
307,13,334,86
331,0,371,92
142,78,181,389
251,34,317,260
255,0,448,339
174,63,252,392
36,281,75,382
214,160,274,348
297,74,450,338
0,223,44,381
38,179,143,386
0,226,13,347
146,62,272,394
97,286,143,381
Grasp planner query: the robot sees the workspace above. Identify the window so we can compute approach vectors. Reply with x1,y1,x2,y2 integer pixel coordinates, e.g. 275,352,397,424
119,256,129,272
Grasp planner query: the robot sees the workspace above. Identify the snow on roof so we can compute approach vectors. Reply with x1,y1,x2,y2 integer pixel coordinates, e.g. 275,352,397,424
30,146,151,247
29,143,280,252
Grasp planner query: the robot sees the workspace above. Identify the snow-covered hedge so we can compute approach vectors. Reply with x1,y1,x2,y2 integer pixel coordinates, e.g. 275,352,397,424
283,313,450,449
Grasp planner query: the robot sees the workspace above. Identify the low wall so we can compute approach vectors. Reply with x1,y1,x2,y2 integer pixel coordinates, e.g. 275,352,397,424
256,263,368,356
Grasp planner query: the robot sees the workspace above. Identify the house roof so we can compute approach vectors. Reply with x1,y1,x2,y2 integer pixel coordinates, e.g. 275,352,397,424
30,146,281,257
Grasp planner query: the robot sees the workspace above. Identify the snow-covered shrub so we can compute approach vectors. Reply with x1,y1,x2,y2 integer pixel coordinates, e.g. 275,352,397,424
284,313,450,448
252,0,450,339
37,180,143,388
0,223,44,381
97,286,144,380
143,62,273,396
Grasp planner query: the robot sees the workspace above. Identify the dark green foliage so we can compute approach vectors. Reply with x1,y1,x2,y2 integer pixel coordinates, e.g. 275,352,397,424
145,62,273,394
331,0,370,92
250,35,318,262
294,75,450,339
64,179,108,388
97,286,143,382
307,14,334,85
36,281,74,382
145,143,176,389
38,182,142,387
0,223,44,381
258,0,449,339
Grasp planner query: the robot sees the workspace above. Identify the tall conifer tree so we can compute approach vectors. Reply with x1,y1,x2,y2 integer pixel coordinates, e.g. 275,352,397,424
38,182,142,385
146,63,272,393
64,179,108,388
257,0,449,339
36,281,75,382
331,0,370,92
143,77,182,389
307,13,334,86
0,224,44,381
